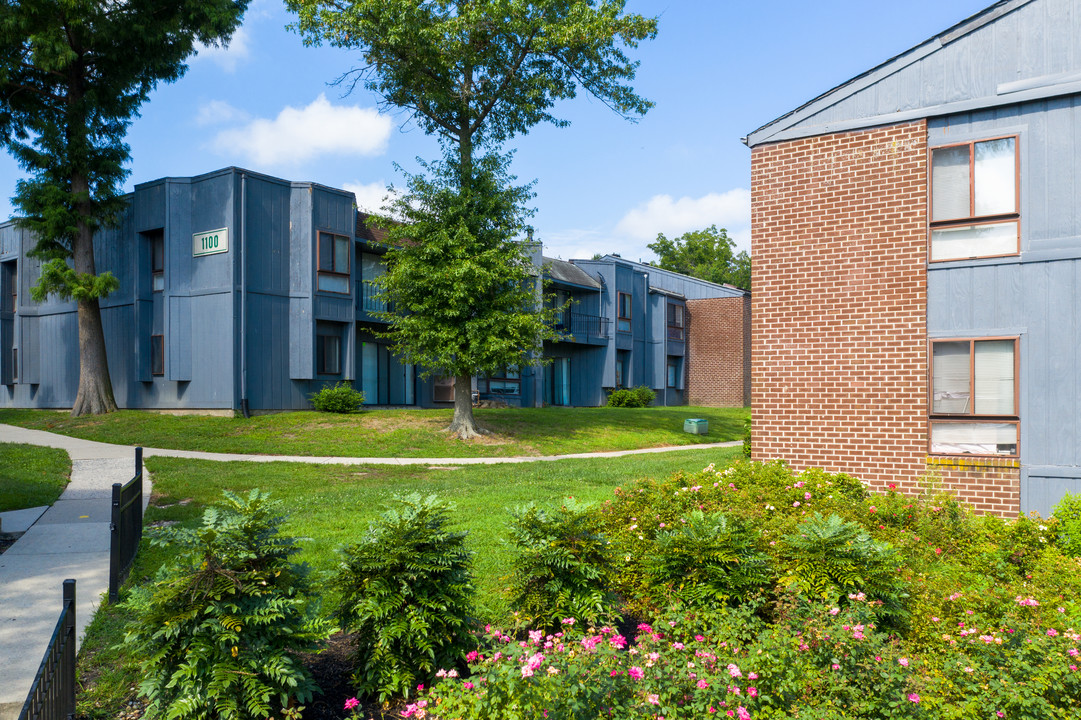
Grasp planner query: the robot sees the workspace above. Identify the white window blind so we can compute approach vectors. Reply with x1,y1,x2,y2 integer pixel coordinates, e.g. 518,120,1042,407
932,342,971,413
974,138,1016,217
932,145,970,221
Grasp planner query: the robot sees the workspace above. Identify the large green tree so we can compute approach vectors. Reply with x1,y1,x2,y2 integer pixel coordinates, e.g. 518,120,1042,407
288,0,656,437
648,225,751,290
0,0,249,416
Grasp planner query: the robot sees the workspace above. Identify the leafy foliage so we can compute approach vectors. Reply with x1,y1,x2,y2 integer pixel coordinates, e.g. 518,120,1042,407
333,493,475,702
644,511,772,607
506,500,617,629
1053,492,1081,556
607,386,655,408
648,225,751,290
122,489,333,720
309,382,364,413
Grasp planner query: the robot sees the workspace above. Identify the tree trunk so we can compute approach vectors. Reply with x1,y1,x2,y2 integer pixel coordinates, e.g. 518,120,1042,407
446,372,484,439
69,192,117,416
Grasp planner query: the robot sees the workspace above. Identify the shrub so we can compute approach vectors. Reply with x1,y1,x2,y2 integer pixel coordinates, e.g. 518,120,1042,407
606,385,654,408
123,489,333,720
1053,492,1081,556
505,499,618,628
333,493,475,702
644,510,772,608
310,381,364,413
742,416,752,457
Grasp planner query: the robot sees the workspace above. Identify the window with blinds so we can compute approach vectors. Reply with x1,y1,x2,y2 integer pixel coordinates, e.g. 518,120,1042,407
929,337,1018,456
929,136,1019,262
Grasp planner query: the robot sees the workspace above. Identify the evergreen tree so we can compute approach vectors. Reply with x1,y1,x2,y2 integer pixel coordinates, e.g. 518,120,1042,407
0,0,250,415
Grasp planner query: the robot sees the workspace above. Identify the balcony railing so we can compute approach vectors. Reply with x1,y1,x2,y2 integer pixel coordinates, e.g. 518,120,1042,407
358,281,389,315
555,311,609,340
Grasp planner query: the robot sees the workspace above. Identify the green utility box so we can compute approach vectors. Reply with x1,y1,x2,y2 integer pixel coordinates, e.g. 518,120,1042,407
684,418,708,435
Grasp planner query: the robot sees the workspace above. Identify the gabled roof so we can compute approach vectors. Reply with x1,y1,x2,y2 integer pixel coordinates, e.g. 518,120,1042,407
745,0,1081,147
356,211,392,245
544,256,601,289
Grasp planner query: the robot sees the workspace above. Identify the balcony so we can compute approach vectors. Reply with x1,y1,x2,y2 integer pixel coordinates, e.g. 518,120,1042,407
357,280,391,320
554,310,609,344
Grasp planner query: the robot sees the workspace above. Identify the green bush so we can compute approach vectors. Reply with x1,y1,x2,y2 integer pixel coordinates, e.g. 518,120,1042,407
123,490,333,720
644,510,772,608
505,499,618,628
309,381,364,413
1053,491,1081,556
742,415,752,457
606,385,655,408
333,493,475,702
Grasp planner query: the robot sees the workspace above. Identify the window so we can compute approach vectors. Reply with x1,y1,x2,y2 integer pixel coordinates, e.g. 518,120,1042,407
151,234,164,292
615,350,629,388
930,136,1019,262
667,303,685,341
617,292,632,333
4,263,16,313
667,357,682,388
317,332,341,375
317,232,351,293
480,366,520,395
151,335,164,376
929,337,1018,456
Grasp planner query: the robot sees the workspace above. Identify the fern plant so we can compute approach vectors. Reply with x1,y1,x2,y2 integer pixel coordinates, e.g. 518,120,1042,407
506,499,618,628
333,493,475,702
644,510,772,607
123,489,334,720
782,513,907,625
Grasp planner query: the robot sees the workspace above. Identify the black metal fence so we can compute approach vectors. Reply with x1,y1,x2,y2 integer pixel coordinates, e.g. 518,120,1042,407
109,447,143,604
557,311,610,339
18,580,76,720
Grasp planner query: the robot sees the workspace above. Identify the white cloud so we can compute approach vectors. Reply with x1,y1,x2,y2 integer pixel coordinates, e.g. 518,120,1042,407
194,25,252,73
538,227,609,261
211,94,393,166
195,100,250,128
343,180,395,214
613,188,752,250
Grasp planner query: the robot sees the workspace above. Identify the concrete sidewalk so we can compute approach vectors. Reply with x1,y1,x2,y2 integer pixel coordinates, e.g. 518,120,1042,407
0,422,738,716
0,428,146,720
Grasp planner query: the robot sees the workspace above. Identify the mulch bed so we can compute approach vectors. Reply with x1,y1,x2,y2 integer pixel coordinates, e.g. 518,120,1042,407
0,531,22,554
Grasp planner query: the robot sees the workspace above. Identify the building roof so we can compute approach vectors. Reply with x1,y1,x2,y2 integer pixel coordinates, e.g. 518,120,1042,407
744,0,1081,147
356,211,392,245
544,256,601,289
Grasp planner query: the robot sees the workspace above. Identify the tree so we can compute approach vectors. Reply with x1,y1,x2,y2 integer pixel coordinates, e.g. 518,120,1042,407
648,225,751,290
0,0,250,415
371,153,561,439
287,0,657,437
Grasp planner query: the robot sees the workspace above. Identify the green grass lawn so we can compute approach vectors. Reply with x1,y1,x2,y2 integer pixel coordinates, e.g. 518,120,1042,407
0,406,747,458
76,446,741,718
0,443,71,513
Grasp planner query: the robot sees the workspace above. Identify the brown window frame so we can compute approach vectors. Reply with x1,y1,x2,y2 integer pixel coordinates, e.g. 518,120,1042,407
151,334,165,376
317,231,351,294
928,336,1019,458
667,303,685,341
929,135,1020,263
617,292,632,333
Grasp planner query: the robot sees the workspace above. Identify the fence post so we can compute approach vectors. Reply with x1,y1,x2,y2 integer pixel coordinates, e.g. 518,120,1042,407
109,481,122,604
62,579,76,720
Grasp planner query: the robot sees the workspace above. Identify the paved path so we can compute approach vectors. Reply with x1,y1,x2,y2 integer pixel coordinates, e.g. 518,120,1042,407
0,422,739,716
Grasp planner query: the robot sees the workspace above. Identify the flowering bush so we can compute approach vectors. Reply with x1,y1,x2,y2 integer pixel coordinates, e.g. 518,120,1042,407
333,493,475,701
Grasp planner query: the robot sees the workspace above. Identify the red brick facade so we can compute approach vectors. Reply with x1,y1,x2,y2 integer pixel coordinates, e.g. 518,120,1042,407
750,120,1021,515
686,296,750,407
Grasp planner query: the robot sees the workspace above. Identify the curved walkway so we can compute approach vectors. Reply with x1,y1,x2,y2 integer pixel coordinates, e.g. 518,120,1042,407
0,422,738,716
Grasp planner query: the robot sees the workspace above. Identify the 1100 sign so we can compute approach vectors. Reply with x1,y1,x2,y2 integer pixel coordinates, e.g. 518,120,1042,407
192,228,229,257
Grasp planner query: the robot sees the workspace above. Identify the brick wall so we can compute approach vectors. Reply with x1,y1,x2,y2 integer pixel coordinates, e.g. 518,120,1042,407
750,120,1021,516
686,295,749,407
751,122,930,494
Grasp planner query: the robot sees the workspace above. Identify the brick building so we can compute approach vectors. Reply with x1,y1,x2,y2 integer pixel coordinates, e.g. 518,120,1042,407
745,0,1081,516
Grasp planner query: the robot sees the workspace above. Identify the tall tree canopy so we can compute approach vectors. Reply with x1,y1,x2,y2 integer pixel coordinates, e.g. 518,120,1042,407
0,0,249,415
289,0,657,437
648,225,751,291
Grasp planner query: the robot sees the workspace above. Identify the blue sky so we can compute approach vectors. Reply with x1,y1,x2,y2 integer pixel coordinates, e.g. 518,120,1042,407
0,0,996,262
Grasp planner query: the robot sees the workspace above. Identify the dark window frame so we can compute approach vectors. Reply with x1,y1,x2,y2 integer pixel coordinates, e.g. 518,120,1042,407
929,135,1020,262
667,303,685,341
151,334,165,376
928,336,1019,458
617,292,632,333
666,357,681,388
479,366,521,395
151,234,164,292
317,332,342,375
317,231,352,294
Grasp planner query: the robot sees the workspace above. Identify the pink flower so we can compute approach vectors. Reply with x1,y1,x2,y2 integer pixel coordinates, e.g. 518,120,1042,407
737,707,751,720
698,679,710,689
695,635,706,642
908,693,920,703
793,501,801,507
898,658,909,667
647,694,660,706
463,681,474,690
466,651,479,662
447,669,459,678
727,663,743,678
748,672,758,680
804,492,812,500
561,617,575,625
344,698,360,711
748,687,758,698
1048,629,1059,637
1069,648,1079,657
521,666,534,678
831,663,840,670
629,666,645,680
672,642,685,650
829,607,840,616
868,506,876,514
